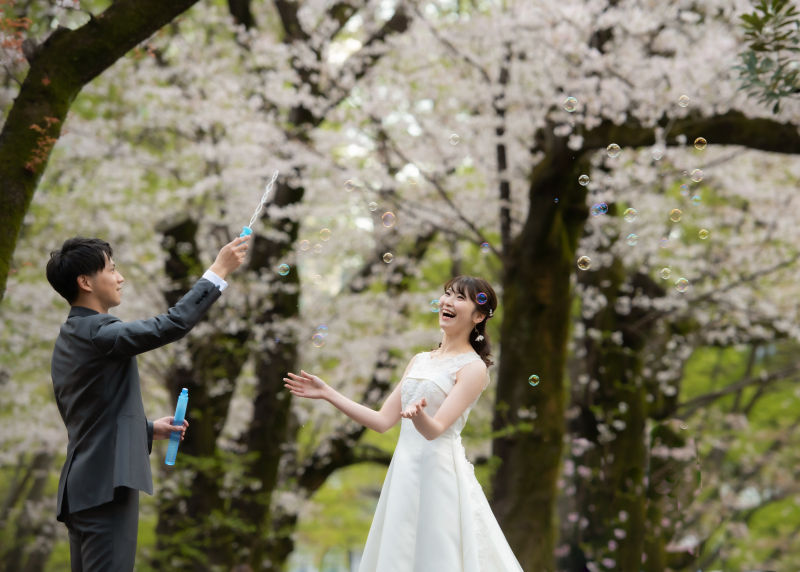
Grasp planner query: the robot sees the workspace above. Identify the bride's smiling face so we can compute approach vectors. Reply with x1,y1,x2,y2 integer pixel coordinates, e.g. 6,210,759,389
438,286,483,332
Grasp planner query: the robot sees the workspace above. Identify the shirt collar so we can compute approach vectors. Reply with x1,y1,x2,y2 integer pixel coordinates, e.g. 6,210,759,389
68,306,100,318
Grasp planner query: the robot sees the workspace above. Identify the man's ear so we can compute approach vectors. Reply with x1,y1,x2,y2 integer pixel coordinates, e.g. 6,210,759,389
76,275,93,294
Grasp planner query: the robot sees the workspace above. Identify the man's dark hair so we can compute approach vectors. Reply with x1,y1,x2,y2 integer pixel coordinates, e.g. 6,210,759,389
46,238,113,304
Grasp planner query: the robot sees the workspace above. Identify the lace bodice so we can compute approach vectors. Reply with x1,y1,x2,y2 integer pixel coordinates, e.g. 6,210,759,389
400,351,489,426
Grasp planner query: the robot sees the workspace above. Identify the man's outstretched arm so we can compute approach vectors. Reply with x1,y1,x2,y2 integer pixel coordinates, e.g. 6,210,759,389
90,236,249,360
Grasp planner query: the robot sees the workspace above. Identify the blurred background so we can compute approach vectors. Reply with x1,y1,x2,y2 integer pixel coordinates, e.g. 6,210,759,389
2,0,800,570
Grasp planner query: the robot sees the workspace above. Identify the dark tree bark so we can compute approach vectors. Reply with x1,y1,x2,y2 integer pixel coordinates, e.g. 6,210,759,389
491,111,800,570
0,0,204,303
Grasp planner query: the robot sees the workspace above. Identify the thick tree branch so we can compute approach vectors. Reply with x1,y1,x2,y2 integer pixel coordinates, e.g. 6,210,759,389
0,0,203,303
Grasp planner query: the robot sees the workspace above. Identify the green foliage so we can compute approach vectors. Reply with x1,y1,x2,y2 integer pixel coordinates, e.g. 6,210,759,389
737,0,800,112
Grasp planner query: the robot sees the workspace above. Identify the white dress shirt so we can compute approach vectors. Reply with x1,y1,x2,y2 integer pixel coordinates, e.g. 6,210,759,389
202,270,228,292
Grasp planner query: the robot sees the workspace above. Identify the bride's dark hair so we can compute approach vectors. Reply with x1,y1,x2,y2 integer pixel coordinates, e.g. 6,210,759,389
436,275,497,367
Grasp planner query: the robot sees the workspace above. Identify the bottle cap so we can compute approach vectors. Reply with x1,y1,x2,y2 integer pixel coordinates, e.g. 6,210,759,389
180,388,188,396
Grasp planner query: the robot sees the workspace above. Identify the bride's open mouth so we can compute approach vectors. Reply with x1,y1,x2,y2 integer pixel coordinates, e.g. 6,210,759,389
441,309,456,320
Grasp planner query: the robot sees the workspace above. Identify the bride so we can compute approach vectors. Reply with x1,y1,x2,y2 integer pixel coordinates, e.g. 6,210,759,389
284,276,524,571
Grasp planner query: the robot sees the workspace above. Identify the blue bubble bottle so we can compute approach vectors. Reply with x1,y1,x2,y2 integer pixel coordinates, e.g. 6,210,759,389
165,388,188,466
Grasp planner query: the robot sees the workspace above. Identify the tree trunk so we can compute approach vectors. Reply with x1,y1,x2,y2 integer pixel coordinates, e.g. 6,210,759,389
491,128,590,571
0,0,202,303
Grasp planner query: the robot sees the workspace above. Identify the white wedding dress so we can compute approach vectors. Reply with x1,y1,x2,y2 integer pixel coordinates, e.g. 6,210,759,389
358,351,524,572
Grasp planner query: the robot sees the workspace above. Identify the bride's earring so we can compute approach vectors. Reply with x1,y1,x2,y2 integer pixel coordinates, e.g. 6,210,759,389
474,326,484,342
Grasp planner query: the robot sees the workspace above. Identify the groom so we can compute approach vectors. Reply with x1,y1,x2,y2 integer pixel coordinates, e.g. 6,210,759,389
47,234,249,571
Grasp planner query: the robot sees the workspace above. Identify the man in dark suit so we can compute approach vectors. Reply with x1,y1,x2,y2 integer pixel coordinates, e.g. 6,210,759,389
47,234,250,571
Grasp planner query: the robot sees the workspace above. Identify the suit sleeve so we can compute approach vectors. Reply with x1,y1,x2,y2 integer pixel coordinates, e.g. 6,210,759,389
89,277,223,360
147,420,154,455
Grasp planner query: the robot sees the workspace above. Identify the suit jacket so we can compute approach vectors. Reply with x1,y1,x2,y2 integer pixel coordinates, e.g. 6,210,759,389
51,277,222,520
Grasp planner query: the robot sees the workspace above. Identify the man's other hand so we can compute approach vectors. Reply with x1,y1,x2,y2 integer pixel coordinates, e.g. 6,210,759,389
153,417,189,441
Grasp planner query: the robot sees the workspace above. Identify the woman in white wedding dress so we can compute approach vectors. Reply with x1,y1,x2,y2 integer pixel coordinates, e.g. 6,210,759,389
285,276,524,572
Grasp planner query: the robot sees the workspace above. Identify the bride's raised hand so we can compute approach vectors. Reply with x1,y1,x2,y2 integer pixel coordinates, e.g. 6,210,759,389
284,370,329,400
401,397,427,419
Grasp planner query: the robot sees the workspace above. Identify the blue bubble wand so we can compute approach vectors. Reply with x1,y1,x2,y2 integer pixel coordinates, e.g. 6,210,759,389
240,171,280,238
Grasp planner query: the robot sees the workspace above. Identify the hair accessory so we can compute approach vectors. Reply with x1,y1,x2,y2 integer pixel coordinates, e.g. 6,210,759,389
489,309,493,317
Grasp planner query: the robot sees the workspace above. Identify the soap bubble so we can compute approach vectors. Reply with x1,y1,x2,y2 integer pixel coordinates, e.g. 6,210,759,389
430,299,441,313
344,180,355,192
312,333,325,347
382,212,395,227
694,137,707,150
449,134,460,145
691,169,703,182
653,148,663,160
683,170,688,176
383,252,394,263
555,198,559,203
670,209,682,222
317,325,329,337
320,228,331,241
590,204,603,217
675,278,689,292
477,292,488,305
699,229,709,239
691,195,701,206
624,208,637,222
680,184,690,196
627,233,638,246
577,256,592,271
680,422,689,430
529,375,540,386
480,242,490,253
678,95,690,107
579,175,590,186
369,202,378,211
607,176,613,183
607,144,621,158
314,274,322,284
314,244,322,253
660,238,669,248
564,97,578,112
278,264,290,276
599,203,608,214
408,174,419,185
299,240,310,250
660,268,672,279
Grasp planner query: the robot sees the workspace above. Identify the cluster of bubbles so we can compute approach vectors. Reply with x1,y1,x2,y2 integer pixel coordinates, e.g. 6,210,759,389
449,134,460,145
477,293,488,305
383,253,394,263
623,208,637,222
382,212,395,227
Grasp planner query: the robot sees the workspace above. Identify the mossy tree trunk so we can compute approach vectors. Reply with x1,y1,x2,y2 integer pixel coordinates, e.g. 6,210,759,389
0,0,203,303
491,112,800,570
